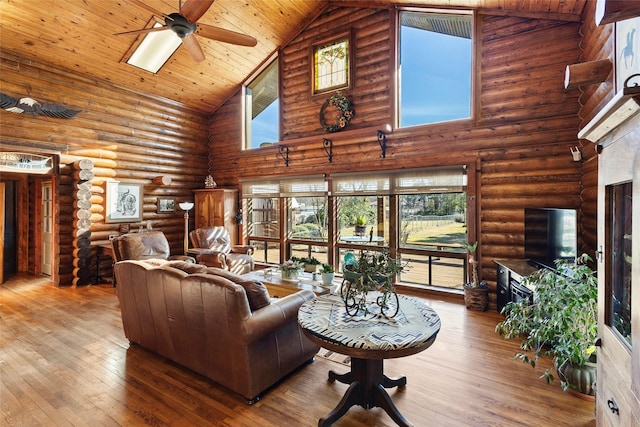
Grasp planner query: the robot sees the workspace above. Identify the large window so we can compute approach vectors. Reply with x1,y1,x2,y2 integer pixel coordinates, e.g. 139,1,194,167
244,58,279,149
399,10,472,127
242,167,470,290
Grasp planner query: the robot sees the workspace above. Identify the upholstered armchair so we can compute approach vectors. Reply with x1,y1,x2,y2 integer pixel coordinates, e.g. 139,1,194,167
111,231,195,263
189,227,254,274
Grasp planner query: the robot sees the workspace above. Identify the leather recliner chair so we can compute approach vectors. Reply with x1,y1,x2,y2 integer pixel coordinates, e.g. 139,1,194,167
189,226,254,274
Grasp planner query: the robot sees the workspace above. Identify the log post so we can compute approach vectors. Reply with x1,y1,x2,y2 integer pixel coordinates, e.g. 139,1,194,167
564,59,613,89
72,159,94,286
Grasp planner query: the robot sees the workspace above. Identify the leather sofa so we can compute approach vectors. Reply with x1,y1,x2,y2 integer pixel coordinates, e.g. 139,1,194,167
114,259,319,403
111,230,194,262
189,227,254,274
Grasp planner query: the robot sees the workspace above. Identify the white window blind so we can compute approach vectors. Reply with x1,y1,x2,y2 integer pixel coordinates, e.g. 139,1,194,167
394,166,466,194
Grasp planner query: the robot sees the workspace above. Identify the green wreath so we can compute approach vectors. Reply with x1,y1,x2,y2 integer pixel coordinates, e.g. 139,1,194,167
320,93,354,133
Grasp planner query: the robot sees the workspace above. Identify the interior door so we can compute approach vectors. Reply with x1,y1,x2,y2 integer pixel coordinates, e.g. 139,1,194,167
596,130,640,426
41,181,53,276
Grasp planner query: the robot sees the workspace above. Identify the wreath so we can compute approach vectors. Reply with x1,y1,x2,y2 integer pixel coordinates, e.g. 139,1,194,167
320,93,354,133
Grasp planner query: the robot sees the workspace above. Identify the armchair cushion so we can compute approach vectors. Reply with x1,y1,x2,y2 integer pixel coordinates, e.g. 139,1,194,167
205,267,270,311
189,227,254,274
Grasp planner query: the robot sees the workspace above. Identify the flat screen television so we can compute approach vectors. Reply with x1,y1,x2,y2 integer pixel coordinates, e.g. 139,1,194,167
524,208,577,269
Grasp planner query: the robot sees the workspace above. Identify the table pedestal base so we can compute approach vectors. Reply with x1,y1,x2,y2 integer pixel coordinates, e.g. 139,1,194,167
319,358,412,427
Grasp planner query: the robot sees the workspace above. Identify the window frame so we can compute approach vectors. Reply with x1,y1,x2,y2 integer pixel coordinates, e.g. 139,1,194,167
311,30,354,96
242,54,280,150
396,7,475,129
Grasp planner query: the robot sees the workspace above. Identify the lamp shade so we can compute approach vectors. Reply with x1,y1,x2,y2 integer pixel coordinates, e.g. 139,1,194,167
179,202,194,211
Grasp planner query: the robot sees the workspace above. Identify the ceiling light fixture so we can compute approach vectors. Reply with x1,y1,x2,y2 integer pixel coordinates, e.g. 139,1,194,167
126,23,182,73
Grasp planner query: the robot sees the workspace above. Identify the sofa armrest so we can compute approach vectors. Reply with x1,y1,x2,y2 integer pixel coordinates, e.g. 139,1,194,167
231,245,254,255
242,290,315,343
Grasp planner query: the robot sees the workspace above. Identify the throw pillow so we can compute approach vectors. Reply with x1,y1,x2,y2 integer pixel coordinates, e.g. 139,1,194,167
205,267,271,311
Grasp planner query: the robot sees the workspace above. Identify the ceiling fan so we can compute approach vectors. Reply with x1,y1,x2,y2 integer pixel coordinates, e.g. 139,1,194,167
115,0,257,63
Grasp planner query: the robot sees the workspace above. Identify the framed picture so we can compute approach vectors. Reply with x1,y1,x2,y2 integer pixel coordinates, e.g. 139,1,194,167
105,181,143,223
615,17,640,92
157,197,176,213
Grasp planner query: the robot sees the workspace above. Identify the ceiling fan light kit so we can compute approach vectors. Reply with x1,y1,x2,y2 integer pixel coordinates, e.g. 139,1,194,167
117,0,257,72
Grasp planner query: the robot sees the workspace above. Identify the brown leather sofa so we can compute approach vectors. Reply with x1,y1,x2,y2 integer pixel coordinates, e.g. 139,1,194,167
111,231,194,262
189,226,254,274
114,259,319,403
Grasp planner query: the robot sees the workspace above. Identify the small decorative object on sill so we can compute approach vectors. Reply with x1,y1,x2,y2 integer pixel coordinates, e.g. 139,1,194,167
320,92,354,133
341,250,403,318
204,175,217,188
280,259,302,281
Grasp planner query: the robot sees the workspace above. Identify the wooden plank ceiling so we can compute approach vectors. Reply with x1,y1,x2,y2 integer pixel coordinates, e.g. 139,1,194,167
0,0,586,114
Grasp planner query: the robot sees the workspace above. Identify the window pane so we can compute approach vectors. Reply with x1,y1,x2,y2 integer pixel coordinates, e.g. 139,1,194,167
249,240,280,264
247,197,279,238
314,38,349,93
289,196,328,241
337,195,388,244
245,59,279,149
399,11,472,127
399,193,467,289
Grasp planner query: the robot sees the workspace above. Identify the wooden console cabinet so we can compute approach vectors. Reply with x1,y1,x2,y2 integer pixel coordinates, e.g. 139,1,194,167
494,259,540,313
192,189,238,245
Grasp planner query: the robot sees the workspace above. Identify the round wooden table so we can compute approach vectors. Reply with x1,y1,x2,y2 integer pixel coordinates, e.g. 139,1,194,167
298,293,441,427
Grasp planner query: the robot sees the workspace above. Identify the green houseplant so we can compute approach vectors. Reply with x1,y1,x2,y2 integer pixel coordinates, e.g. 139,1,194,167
301,255,321,273
495,253,598,397
354,215,367,236
320,263,335,285
463,241,489,311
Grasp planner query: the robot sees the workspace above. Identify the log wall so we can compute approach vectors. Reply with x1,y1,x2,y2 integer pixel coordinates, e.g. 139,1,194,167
0,51,209,286
208,5,587,309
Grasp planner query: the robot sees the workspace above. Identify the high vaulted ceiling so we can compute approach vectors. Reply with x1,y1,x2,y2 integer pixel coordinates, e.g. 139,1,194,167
0,0,586,114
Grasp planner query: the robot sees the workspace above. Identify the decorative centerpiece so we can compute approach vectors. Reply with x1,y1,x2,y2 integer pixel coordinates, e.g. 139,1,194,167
204,175,217,188
341,250,404,318
320,92,354,133
280,258,302,281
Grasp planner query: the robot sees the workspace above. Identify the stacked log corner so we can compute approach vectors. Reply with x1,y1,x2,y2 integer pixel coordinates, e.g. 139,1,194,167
72,159,94,286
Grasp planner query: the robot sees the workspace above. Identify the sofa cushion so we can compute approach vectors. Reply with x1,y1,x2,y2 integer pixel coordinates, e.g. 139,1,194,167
205,267,270,311
169,261,208,274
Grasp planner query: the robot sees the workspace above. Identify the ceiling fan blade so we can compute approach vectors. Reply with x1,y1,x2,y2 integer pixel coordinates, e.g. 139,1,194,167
114,25,169,37
182,34,206,62
180,0,215,23
128,0,172,20
196,23,257,47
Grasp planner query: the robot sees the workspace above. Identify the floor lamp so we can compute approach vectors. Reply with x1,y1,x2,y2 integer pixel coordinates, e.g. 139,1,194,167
179,202,194,255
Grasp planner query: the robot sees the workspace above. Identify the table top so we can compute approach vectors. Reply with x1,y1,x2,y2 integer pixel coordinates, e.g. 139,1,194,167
243,268,331,296
298,293,440,359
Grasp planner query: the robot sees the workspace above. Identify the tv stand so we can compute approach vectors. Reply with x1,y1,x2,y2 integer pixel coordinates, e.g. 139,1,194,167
495,259,540,313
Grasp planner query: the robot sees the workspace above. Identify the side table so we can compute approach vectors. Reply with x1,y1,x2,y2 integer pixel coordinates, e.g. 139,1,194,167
298,293,441,426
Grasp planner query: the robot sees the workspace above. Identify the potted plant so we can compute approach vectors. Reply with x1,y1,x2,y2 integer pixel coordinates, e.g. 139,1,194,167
301,255,321,273
495,254,598,398
342,250,404,317
463,241,489,311
354,215,367,236
320,263,334,285
279,258,302,281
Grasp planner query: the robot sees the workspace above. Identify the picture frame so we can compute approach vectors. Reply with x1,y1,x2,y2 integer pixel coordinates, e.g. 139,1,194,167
157,197,176,213
615,17,640,92
105,181,143,223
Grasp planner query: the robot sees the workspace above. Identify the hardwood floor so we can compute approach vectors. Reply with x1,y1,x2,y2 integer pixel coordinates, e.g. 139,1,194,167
1,273,596,426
